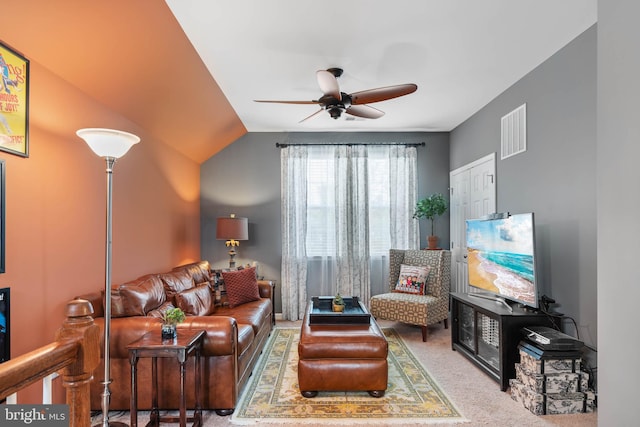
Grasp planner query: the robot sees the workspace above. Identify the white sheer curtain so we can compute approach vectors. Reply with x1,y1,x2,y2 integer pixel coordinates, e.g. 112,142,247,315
332,145,371,304
280,146,309,321
281,144,419,320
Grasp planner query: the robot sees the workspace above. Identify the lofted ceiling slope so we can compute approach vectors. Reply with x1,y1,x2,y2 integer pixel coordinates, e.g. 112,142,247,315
2,0,245,164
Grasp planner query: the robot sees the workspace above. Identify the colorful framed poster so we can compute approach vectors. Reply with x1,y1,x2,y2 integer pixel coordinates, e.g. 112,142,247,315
0,41,29,158
0,287,9,363
0,160,4,274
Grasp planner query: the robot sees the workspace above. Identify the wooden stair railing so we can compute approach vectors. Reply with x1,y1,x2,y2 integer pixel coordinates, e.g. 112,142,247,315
0,299,100,427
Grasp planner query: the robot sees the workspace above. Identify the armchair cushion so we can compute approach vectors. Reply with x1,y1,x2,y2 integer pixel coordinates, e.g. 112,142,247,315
394,264,431,294
389,249,446,297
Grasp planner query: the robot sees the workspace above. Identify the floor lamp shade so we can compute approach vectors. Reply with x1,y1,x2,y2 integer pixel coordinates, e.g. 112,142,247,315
78,128,139,427
76,128,140,158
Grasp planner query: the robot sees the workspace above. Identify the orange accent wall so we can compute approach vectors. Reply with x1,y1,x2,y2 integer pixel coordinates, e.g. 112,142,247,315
0,60,201,402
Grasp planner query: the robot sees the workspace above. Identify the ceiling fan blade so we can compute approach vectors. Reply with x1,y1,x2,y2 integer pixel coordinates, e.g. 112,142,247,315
345,104,385,119
350,83,418,105
254,100,319,105
299,109,325,123
316,70,341,99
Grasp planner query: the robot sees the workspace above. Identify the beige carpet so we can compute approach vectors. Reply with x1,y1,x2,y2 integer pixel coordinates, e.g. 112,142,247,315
97,319,597,427
230,327,465,425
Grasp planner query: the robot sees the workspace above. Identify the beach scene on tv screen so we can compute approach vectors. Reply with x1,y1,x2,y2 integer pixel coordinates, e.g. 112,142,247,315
466,214,536,306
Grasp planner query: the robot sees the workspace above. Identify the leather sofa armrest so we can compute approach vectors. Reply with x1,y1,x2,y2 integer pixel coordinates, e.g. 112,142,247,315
96,315,239,358
75,291,104,318
179,316,237,357
257,280,274,299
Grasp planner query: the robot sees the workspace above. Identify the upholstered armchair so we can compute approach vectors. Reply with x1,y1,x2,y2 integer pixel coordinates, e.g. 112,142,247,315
370,249,451,342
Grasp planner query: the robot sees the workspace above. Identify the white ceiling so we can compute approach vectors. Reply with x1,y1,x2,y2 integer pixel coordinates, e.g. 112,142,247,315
166,0,597,133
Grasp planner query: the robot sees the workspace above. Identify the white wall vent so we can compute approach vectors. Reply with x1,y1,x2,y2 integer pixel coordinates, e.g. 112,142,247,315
501,103,527,159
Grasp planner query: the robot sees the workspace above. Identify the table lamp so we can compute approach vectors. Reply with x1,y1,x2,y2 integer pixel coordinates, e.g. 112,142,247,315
216,214,248,268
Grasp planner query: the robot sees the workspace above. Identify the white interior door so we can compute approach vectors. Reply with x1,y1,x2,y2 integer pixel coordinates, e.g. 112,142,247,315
449,153,497,293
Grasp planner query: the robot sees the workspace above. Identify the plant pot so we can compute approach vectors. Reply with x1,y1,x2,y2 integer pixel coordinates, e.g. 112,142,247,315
427,235,439,250
161,323,177,339
332,303,345,313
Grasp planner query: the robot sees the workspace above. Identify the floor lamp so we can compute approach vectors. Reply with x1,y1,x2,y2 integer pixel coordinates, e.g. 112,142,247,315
77,128,140,427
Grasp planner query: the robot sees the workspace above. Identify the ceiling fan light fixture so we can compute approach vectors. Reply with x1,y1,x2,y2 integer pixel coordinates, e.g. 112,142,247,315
329,107,343,119
254,67,417,122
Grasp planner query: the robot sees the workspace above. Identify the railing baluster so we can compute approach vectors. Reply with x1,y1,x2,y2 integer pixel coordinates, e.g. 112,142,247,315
42,372,59,404
0,299,100,427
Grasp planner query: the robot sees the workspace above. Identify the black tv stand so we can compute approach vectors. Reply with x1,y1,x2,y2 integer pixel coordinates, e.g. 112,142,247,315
467,292,513,313
450,292,559,391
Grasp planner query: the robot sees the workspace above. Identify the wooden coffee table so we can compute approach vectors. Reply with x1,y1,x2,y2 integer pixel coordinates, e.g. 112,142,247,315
127,329,205,427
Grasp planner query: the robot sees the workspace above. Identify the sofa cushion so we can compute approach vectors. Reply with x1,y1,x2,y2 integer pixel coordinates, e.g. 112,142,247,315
174,283,215,316
146,301,176,319
172,260,211,285
214,298,271,336
111,274,166,317
221,267,260,308
158,270,194,302
394,264,431,294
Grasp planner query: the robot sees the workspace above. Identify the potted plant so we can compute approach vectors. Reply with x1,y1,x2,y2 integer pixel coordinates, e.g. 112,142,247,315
332,293,345,313
161,307,186,339
413,193,448,249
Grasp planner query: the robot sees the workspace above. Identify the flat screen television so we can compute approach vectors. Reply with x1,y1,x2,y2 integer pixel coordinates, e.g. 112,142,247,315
465,213,539,309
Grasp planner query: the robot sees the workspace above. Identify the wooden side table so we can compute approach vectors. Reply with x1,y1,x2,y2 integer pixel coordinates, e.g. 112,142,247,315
127,329,205,427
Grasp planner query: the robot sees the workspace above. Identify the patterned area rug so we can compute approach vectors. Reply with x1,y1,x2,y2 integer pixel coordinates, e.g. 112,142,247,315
231,327,465,425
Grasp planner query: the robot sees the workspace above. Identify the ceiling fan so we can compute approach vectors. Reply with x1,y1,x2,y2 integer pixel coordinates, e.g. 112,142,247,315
254,68,418,122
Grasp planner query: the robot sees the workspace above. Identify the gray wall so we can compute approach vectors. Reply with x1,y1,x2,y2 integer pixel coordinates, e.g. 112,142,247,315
597,0,640,423
201,132,450,312
450,26,597,350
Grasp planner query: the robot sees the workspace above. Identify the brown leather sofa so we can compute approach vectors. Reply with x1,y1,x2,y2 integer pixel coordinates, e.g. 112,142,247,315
75,260,274,416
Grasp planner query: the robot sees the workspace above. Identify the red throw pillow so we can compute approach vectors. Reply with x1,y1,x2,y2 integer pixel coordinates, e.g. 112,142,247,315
221,267,260,308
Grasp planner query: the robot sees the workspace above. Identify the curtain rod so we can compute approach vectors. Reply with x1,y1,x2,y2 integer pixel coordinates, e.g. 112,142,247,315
276,142,425,148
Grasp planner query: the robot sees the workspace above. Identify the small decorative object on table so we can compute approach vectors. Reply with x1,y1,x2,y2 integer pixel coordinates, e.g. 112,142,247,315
161,307,185,339
332,293,345,312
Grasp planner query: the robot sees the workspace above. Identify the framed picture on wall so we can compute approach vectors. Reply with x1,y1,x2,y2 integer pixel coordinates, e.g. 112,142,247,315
0,159,4,274
0,40,29,158
0,287,9,363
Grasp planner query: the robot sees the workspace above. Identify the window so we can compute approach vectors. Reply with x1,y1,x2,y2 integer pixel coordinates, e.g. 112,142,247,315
304,146,408,256
281,143,419,319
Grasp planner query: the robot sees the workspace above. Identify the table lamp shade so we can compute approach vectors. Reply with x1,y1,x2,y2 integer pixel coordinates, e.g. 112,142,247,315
216,216,248,241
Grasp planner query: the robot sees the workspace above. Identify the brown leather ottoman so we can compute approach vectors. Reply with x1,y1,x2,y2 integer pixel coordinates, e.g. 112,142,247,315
297,300,388,398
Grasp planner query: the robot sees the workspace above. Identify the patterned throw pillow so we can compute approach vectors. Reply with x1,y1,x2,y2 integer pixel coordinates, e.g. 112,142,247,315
393,264,431,295
211,270,228,306
221,267,261,308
